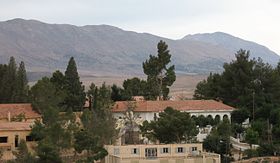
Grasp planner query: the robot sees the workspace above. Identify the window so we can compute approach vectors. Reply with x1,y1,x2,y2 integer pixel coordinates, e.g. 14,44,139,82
0,137,8,143
177,147,184,153
114,148,120,155
26,135,33,142
145,148,157,158
191,147,197,151
162,147,169,153
132,148,139,154
15,135,19,147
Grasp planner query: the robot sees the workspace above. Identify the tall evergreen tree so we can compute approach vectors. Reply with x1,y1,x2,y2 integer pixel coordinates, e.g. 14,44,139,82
14,61,29,102
111,84,126,101
30,77,63,113
4,57,18,102
143,40,176,100
12,140,36,163
50,70,65,91
122,77,147,99
83,83,118,145
64,57,86,111
140,107,198,143
194,73,221,100
0,64,8,102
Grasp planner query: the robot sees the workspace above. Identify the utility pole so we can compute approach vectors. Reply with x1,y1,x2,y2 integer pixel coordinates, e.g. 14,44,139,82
252,91,255,122
158,72,164,101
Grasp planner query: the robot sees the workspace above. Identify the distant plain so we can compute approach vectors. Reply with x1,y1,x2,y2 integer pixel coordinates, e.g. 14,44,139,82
81,74,207,99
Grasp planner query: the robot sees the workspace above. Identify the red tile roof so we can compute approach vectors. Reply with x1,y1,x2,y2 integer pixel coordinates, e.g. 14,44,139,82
0,103,41,120
0,122,33,131
112,100,235,112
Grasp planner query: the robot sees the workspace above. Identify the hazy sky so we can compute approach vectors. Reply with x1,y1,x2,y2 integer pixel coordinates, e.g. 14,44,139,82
1,0,280,54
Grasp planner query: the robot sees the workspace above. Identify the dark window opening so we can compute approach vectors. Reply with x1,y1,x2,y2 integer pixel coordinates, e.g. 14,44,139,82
177,147,184,153
145,148,157,158
0,137,8,143
26,135,33,142
163,147,169,153
133,148,138,154
15,135,19,147
191,147,197,151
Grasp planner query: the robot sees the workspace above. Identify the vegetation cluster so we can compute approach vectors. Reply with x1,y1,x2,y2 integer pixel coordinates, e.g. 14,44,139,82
194,50,280,160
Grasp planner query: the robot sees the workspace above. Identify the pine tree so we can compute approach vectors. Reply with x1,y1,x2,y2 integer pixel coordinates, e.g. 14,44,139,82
30,77,62,113
83,83,118,145
13,140,36,163
64,57,86,111
140,107,198,143
142,40,176,100
50,70,65,91
122,77,147,99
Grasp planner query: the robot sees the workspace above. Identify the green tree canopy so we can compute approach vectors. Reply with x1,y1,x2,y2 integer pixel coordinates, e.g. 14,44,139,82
83,83,118,145
12,140,36,163
194,50,280,140
231,108,250,124
203,119,232,162
74,130,108,162
142,40,176,100
30,77,64,114
245,128,259,147
5,56,17,102
0,57,29,103
123,77,147,98
64,57,86,111
14,61,29,102
140,107,198,143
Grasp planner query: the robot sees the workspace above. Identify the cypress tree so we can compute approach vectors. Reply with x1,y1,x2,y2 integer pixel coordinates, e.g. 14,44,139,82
64,57,86,111
14,61,29,102
0,64,8,103
3,57,17,103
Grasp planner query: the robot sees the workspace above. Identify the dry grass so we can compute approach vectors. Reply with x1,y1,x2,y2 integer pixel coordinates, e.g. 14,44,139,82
81,74,207,99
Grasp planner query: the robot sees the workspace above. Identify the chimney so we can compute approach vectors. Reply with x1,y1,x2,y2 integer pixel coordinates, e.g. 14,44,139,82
8,112,11,122
132,96,145,101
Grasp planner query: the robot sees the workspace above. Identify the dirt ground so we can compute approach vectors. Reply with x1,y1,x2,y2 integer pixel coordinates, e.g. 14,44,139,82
81,74,207,99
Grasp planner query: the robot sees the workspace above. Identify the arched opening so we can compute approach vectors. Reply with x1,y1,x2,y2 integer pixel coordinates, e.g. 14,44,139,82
191,115,197,125
191,115,196,119
214,115,221,125
207,115,214,126
207,115,213,119
223,114,229,121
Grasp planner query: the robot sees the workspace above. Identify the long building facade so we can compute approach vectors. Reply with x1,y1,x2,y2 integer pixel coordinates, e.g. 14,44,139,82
112,100,235,122
105,143,220,163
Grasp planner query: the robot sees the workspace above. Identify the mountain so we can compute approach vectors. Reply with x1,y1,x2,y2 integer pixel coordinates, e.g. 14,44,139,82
182,32,280,65
0,19,278,77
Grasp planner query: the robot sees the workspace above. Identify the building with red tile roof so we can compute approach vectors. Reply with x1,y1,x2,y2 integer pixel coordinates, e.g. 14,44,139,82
0,103,41,122
0,104,39,159
113,100,234,112
112,100,235,122
0,122,33,131
113,100,235,143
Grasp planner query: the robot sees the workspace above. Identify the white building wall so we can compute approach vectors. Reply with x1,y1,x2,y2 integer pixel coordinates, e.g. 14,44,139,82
114,112,159,122
187,110,231,121
114,110,231,122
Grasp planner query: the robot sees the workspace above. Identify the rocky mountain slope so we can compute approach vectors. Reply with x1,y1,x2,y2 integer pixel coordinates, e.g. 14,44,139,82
183,32,279,65
0,19,278,76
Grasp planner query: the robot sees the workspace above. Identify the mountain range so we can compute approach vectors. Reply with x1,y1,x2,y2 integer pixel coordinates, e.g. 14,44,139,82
0,18,279,77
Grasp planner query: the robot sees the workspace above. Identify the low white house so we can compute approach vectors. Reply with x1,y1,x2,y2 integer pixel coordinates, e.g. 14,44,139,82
112,99,235,142
112,100,235,122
